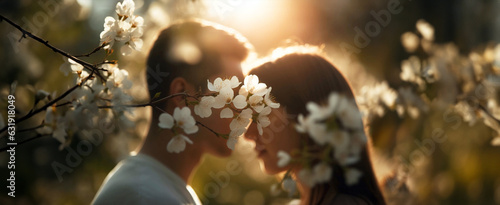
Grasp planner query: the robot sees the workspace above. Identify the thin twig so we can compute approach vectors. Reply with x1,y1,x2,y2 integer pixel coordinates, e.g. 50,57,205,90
0,73,94,136
196,121,225,139
0,14,104,80
0,134,47,152
74,44,106,57
97,92,197,109
478,104,500,124
18,124,45,133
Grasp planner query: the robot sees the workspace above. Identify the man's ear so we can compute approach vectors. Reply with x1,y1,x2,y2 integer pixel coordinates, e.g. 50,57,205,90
169,77,188,107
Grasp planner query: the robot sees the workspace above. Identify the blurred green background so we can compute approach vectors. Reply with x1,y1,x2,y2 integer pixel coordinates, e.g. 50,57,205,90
1,0,500,204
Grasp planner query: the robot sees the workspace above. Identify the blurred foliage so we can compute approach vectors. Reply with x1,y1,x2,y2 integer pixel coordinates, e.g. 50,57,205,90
0,0,500,204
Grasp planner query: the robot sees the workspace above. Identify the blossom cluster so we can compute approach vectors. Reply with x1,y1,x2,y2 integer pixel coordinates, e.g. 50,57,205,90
276,93,367,189
100,0,144,55
38,59,134,148
356,18,500,166
158,75,280,153
399,19,500,145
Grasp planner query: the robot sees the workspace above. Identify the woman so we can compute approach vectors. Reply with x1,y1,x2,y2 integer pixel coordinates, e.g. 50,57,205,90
245,46,386,205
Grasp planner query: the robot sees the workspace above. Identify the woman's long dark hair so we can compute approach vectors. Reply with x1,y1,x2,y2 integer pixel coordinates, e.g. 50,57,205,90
250,50,386,205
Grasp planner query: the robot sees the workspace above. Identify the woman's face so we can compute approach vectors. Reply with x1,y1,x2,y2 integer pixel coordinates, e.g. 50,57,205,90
244,107,302,174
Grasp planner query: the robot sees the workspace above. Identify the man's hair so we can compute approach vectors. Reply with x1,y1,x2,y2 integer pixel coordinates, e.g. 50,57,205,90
146,19,251,101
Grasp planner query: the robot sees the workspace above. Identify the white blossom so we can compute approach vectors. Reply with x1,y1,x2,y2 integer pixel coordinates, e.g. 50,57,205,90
270,184,282,196
131,16,144,28
194,96,215,118
277,150,291,167
298,168,316,187
400,56,425,90
295,114,308,133
416,19,435,41
59,57,84,76
454,101,478,126
158,112,174,129
167,134,193,153
401,32,420,53
100,0,143,55
227,127,246,150
116,0,135,19
52,119,68,144
241,75,267,96
159,107,199,134
106,67,132,90
38,107,68,146
248,95,265,113
357,82,397,119
232,94,247,109
345,168,363,186
264,87,280,108
229,108,252,131
256,106,272,135
159,107,198,153
396,87,429,119
173,107,199,134
282,178,297,197
294,92,368,188
208,76,240,109
334,95,363,130
120,28,143,55
492,137,500,146
213,87,235,109
306,101,332,121
313,163,333,184
304,118,330,145
329,130,349,155
208,76,240,93
220,107,233,119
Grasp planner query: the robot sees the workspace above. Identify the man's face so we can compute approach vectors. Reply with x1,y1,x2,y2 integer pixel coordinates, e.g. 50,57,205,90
194,56,244,157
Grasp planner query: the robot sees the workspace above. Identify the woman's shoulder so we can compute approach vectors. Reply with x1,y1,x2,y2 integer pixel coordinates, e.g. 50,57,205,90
332,193,372,205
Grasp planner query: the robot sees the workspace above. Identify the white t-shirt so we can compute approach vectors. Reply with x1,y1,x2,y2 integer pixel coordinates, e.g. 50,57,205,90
92,154,202,205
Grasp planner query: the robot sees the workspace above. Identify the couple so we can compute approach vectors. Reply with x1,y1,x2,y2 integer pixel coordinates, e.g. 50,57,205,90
92,19,385,205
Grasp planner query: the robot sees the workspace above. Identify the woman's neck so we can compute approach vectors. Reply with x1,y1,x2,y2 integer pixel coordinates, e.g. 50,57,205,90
291,170,312,205
297,181,311,205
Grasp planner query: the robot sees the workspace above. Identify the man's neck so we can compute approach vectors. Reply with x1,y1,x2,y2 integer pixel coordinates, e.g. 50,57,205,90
138,128,203,183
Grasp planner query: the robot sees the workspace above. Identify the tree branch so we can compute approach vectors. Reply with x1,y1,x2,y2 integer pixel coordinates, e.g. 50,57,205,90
74,44,106,57
0,14,105,80
0,73,94,136
0,134,47,152
97,92,198,109
196,121,226,139
478,104,500,125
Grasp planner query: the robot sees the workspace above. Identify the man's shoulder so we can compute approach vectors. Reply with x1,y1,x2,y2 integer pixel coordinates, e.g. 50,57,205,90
92,155,183,205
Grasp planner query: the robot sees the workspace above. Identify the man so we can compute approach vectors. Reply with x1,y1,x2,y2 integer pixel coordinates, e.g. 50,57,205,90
92,19,252,204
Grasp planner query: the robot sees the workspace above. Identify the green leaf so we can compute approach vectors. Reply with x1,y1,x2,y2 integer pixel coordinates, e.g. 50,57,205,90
153,92,161,100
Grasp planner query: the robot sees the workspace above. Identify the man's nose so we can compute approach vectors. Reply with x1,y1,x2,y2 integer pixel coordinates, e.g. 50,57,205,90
244,122,258,141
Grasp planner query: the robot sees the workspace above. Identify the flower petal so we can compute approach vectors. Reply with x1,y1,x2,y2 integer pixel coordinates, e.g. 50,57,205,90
345,168,363,185
213,95,227,109
232,95,247,109
220,107,233,119
167,135,186,153
230,76,241,88
257,123,263,136
158,113,174,129
183,125,199,134
277,151,291,167
207,79,216,92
